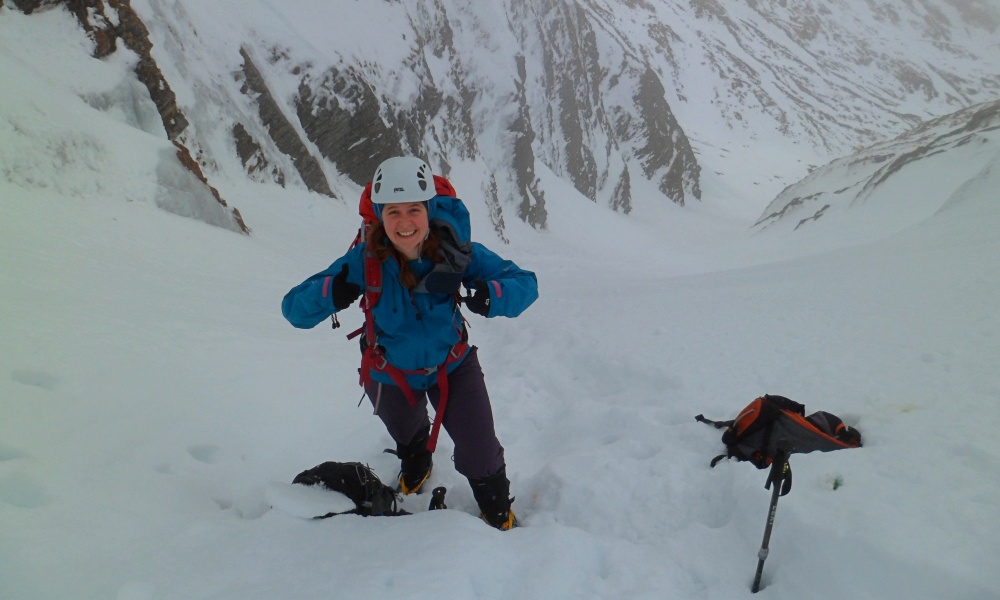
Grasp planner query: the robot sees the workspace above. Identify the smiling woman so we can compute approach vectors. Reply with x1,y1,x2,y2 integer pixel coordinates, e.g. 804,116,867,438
281,156,539,530
380,201,430,260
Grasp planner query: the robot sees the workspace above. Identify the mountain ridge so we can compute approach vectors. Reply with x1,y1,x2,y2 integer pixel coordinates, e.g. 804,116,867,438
5,0,999,237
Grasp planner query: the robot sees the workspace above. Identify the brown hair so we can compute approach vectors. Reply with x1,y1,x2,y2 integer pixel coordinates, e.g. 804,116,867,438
365,221,443,290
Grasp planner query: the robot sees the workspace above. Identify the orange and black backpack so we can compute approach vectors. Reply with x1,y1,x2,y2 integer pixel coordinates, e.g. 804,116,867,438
696,394,862,470
698,395,862,588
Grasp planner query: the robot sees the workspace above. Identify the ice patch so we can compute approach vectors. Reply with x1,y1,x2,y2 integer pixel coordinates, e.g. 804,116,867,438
154,146,245,233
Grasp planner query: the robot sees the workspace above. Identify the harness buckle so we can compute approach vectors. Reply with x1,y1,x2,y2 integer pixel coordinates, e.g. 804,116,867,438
368,346,387,371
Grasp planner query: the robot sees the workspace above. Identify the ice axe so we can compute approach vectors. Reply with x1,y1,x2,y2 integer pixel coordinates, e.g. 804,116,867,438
752,440,793,593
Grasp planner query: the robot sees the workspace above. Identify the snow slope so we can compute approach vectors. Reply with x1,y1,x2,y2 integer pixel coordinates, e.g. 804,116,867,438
3,6,1000,600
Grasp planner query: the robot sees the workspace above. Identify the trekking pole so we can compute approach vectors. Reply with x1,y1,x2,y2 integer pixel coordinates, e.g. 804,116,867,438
751,441,792,593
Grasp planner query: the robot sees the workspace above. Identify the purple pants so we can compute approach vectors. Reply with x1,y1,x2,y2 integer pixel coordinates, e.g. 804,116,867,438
364,346,505,480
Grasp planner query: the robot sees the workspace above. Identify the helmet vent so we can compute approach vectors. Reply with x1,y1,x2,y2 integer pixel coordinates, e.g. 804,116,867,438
417,165,428,191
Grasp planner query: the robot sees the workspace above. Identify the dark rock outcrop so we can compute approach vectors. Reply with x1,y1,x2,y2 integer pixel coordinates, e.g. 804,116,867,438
630,67,701,205
511,55,548,227
294,65,403,188
239,48,334,197
9,0,60,14
508,0,700,211
232,123,286,187
108,0,188,140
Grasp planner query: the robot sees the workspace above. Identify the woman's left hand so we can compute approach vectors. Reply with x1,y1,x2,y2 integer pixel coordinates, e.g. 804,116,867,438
464,280,492,316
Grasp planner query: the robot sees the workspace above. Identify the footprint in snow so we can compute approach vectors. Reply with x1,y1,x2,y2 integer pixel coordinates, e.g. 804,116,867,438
0,443,27,462
10,369,60,390
187,444,223,464
0,471,51,508
152,462,175,475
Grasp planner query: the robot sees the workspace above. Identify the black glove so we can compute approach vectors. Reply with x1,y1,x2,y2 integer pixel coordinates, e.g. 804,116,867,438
331,264,362,311
464,279,492,316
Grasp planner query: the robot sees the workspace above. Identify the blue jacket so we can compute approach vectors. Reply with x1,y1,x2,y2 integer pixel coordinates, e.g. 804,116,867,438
282,196,538,390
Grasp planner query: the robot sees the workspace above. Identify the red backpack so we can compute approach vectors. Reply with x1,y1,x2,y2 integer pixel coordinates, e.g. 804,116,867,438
336,175,465,454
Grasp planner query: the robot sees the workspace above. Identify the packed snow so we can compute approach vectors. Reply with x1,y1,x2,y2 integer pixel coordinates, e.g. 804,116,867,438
2,5,999,600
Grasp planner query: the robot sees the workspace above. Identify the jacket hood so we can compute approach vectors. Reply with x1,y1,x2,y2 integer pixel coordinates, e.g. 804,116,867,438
427,196,472,243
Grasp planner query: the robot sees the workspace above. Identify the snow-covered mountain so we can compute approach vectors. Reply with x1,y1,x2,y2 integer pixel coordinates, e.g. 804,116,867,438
754,97,1000,251
5,3,1000,600
6,0,998,236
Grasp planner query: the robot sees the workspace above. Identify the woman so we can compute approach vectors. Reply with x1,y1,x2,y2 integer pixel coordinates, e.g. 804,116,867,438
282,156,538,530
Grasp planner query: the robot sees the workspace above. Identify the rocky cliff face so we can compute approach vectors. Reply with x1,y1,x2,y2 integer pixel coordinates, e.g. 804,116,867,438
237,0,703,231
508,0,701,213
11,0,999,239
238,48,333,198
683,0,1000,153
168,0,1000,238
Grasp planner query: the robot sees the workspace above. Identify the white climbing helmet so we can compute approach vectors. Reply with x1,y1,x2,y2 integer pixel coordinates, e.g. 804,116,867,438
370,156,436,204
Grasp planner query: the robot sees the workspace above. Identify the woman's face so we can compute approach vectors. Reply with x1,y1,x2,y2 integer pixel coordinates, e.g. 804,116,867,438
381,201,429,260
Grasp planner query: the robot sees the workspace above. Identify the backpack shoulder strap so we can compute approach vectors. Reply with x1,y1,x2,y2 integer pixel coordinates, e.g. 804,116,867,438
346,243,383,342
332,183,378,331
695,414,733,429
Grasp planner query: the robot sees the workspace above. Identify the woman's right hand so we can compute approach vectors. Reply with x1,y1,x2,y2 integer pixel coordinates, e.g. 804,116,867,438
331,264,362,310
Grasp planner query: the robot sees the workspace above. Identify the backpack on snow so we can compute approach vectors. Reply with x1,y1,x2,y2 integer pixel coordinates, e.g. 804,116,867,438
696,394,862,471
292,461,406,518
699,396,861,590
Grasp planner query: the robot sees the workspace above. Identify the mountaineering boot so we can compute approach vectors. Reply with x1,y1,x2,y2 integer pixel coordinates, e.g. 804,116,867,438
390,433,433,495
469,466,517,530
